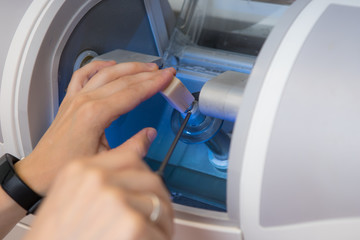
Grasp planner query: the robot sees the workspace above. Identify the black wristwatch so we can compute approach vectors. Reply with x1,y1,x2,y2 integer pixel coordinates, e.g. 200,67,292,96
0,153,42,215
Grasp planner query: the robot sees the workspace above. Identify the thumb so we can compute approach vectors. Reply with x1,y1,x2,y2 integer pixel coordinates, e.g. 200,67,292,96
117,128,157,158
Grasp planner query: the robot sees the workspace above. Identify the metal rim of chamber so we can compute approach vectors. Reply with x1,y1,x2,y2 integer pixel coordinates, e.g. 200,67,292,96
73,50,98,72
208,149,228,170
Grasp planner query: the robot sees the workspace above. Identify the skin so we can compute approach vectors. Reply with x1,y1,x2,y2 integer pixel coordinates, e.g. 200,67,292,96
24,128,174,240
0,61,176,239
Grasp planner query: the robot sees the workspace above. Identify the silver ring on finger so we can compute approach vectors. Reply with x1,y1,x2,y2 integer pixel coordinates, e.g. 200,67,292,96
149,193,161,223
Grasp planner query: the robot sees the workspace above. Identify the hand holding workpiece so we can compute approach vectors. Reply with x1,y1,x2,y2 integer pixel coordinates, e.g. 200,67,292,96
15,61,176,196
0,61,176,238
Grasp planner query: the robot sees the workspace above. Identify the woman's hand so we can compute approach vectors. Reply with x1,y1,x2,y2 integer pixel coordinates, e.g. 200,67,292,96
23,127,174,240
15,61,175,196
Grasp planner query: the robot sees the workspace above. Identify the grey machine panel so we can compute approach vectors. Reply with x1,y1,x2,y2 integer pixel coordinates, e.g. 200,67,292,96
0,0,32,91
58,0,159,102
260,4,360,226
0,0,32,143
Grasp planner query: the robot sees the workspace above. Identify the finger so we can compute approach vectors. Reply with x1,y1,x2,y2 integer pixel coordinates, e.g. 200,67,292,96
106,169,174,236
117,128,157,158
67,61,116,96
86,128,156,170
86,148,149,171
97,133,110,152
124,192,174,239
83,62,159,91
60,68,175,136
109,169,169,201
95,68,175,123
143,223,169,240
91,67,176,98
116,205,170,240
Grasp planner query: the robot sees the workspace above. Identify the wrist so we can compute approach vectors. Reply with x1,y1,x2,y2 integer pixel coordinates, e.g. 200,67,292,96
14,154,46,196
0,186,27,239
0,184,27,214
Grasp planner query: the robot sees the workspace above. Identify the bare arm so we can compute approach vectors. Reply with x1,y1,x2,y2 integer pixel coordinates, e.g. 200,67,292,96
24,128,174,240
0,60,175,237
0,187,26,239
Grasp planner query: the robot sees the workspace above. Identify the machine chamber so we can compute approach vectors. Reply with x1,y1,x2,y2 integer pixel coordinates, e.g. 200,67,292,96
1,0,360,239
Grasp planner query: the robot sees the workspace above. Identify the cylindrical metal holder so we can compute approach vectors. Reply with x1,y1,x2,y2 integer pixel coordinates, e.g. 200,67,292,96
171,101,223,144
199,71,248,122
171,100,230,169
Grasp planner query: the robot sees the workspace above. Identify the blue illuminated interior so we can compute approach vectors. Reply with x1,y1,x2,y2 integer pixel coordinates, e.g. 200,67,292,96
58,0,228,212
104,74,228,211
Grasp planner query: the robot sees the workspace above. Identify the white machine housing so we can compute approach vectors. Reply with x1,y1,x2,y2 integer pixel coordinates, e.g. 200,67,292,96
1,0,360,239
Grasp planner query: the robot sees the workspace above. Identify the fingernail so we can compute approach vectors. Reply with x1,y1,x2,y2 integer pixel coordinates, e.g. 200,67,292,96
147,128,157,143
146,63,158,69
162,68,176,76
167,67,176,75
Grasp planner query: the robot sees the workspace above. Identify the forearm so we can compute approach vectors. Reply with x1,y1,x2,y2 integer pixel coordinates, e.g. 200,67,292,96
0,155,40,238
0,186,26,239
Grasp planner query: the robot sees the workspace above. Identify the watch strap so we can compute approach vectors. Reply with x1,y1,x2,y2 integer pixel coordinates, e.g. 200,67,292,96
0,154,42,214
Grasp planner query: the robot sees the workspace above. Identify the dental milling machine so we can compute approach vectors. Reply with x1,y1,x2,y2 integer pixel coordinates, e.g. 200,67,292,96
1,0,360,239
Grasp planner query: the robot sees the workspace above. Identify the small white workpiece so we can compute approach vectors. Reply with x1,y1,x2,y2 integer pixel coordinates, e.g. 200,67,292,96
160,76,195,113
